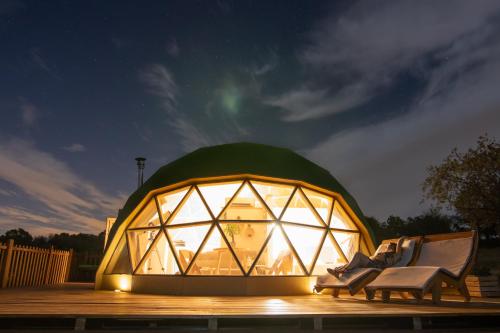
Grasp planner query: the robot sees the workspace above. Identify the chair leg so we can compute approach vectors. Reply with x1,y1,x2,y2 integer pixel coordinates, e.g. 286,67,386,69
458,282,471,302
414,291,424,303
432,282,442,304
410,291,420,299
365,288,375,301
331,288,340,298
381,290,391,302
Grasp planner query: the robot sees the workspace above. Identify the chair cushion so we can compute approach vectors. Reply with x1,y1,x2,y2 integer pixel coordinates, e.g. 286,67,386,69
316,268,381,289
366,266,441,290
415,237,473,278
373,243,394,256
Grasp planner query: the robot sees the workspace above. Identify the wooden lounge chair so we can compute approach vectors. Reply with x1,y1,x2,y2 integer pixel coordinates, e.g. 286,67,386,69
256,250,294,275
217,250,242,275
314,237,420,297
364,231,478,303
179,249,202,274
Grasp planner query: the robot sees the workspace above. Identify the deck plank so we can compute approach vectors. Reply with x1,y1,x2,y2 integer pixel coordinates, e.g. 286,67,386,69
0,283,498,319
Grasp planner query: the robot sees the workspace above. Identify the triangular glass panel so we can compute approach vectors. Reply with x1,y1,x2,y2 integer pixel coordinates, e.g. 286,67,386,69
333,231,360,261
282,224,325,273
281,189,323,227
188,226,243,275
311,233,348,275
167,224,211,273
135,231,180,275
330,201,357,230
251,226,305,276
197,181,242,218
127,228,161,270
302,188,332,225
250,181,294,219
129,200,161,228
168,188,212,225
220,222,274,274
219,182,273,221
105,235,132,274
157,186,189,224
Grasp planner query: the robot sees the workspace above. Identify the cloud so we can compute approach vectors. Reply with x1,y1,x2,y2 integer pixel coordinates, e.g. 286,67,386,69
0,188,16,197
0,206,94,236
266,0,500,121
251,48,279,76
139,64,254,152
63,143,86,152
19,97,38,127
139,64,177,112
306,3,500,219
170,117,214,152
166,38,180,57
265,83,371,122
139,64,215,151
0,139,125,235
30,48,62,80
0,206,54,230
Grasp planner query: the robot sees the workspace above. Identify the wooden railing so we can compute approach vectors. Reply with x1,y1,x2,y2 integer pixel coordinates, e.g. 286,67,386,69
0,239,73,288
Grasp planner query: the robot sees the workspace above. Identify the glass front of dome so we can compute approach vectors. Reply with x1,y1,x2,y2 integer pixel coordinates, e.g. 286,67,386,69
105,178,368,278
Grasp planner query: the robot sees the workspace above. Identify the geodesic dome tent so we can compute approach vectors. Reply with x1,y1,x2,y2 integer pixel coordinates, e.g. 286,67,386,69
96,143,376,295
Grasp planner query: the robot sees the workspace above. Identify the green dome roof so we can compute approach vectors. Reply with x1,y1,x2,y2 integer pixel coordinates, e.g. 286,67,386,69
108,143,374,245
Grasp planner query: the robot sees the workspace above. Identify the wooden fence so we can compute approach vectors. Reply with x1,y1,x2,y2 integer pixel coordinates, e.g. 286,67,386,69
0,239,73,288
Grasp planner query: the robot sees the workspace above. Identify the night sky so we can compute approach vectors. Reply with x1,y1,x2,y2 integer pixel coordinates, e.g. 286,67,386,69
1,0,500,235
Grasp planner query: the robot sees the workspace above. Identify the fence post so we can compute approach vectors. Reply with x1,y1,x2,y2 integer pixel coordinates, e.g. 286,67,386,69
1,239,14,288
65,249,73,282
44,246,54,285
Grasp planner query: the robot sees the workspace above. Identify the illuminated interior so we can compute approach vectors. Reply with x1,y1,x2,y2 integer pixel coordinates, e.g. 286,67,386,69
105,179,367,277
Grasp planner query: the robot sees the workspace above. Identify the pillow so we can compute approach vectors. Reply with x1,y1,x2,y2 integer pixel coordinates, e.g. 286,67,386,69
392,239,416,267
374,242,396,255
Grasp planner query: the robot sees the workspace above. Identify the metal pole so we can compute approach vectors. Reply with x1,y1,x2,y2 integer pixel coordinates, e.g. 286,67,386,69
135,157,146,188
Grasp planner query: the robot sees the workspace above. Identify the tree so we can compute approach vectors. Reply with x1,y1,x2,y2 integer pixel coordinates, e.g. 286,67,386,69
383,215,407,238
365,211,457,244
404,209,458,236
0,228,33,245
422,135,500,238
0,229,105,252
46,232,104,252
222,223,241,246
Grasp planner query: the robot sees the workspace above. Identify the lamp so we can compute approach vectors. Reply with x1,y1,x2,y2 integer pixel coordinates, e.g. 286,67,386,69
135,157,146,188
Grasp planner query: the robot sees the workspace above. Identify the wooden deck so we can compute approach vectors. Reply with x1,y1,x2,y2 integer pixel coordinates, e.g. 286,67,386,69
0,283,499,331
